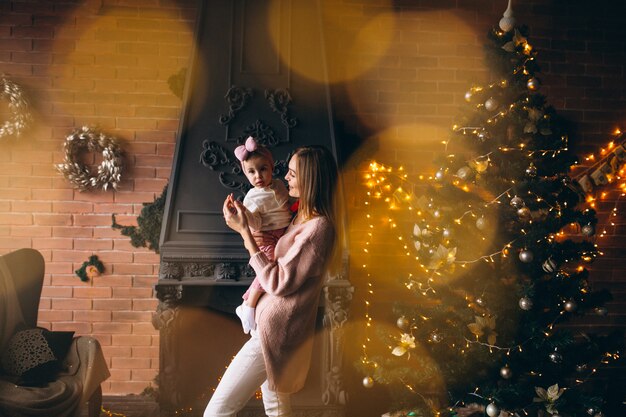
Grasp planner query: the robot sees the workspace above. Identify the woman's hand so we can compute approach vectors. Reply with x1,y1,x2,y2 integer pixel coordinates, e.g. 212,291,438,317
223,194,249,234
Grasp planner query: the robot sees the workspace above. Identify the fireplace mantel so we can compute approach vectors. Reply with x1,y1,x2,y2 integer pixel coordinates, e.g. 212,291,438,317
155,0,352,415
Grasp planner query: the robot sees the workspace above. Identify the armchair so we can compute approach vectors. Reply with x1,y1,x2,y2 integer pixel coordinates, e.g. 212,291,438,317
0,248,110,417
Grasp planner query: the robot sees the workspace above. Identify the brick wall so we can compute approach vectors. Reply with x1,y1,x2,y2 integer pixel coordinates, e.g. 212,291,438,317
1,0,624,405
0,0,196,395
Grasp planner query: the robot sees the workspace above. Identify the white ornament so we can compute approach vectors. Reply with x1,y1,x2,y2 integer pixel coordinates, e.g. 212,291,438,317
542,257,558,273
486,403,500,417
485,97,499,112
499,0,515,32
456,166,473,181
519,297,533,311
476,216,488,231
518,249,533,263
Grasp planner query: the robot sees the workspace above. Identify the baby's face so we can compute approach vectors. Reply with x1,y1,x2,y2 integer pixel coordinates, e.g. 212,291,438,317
242,156,273,189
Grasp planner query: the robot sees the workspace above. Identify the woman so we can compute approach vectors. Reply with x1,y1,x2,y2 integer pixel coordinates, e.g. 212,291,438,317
204,145,340,417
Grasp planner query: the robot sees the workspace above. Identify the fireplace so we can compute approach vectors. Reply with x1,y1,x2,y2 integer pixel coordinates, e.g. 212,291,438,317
154,1,352,415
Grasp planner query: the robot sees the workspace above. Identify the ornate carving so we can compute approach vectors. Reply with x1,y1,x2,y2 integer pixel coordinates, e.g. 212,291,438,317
322,283,353,406
184,262,216,278
219,86,253,125
266,88,297,129
237,119,281,146
216,262,239,280
200,140,250,194
159,261,184,280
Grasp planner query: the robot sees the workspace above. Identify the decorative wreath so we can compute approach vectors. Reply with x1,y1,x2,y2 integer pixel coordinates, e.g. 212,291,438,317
0,75,33,141
56,126,124,191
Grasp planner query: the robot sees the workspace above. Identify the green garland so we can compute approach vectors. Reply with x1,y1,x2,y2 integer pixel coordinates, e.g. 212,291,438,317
112,185,167,253
75,255,104,282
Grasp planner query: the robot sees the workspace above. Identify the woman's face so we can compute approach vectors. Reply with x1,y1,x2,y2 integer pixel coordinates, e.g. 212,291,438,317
285,155,299,198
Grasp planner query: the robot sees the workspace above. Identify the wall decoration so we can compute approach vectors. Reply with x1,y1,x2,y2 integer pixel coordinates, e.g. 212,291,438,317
55,126,124,192
0,75,33,141
75,255,104,282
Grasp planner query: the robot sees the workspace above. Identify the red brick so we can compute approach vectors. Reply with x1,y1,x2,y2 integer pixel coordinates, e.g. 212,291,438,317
51,322,92,334
131,368,158,381
52,226,93,238
132,345,159,359
94,299,132,311
112,311,153,322
111,334,152,346
112,287,153,298
53,250,95,262
41,286,73,297
132,299,157,311
33,213,72,226
107,368,132,381
37,309,73,322
74,287,112,298
0,213,32,225
74,238,114,250
113,263,154,275
93,322,132,334
73,214,113,226
11,225,52,237
52,298,93,310
73,310,112,322
132,322,158,334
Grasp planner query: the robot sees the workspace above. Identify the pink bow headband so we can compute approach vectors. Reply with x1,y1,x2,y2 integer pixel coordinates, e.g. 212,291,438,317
234,136,258,162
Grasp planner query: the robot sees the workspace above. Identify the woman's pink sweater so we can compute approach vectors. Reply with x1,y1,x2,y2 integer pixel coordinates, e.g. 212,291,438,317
249,215,335,393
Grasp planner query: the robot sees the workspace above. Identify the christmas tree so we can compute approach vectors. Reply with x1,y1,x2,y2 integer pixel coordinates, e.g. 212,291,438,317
356,9,624,417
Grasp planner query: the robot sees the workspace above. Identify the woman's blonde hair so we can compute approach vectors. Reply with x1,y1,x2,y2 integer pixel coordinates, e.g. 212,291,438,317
293,145,338,225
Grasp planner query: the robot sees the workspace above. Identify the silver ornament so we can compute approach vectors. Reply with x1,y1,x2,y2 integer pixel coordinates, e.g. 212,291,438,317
576,363,588,373
500,365,512,379
549,350,563,363
477,131,489,141
475,216,488,231
464,90,473,102
435,169,444,181
518,249,533,263
362,376,374,388
396,316,409,330
442,228,452,238
486,403,500,417
475,297,485,306
581,224,595,237
433,209,441,219
564,300,577,312
542,257,558,273
485,97,498,112
587,408,596,415
430,332,442,343
456,166,473,181
519,297,533,311
594,306,608,316
510,196,524,209
527,77,539,91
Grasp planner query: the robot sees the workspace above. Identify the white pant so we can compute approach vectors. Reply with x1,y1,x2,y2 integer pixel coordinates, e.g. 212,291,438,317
203,330,292,417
